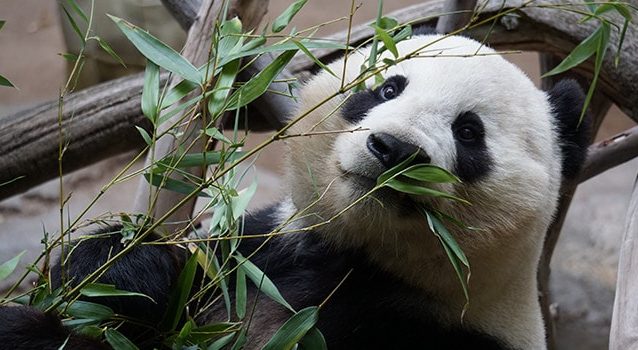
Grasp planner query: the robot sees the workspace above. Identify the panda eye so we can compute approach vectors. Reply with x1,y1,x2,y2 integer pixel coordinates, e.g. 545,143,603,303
380,83,397,100
457,125,478,142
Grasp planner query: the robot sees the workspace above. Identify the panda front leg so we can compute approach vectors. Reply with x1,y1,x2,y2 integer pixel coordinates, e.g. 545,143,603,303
0,224,187,349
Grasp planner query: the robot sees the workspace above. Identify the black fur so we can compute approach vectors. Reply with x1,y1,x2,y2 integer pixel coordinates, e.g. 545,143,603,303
51,225,186,323
547,79,592,179
0,306,107,349
411,26,437,36
231,208,513,349
451,111,493,183
1,209,513,349
341,75,407,123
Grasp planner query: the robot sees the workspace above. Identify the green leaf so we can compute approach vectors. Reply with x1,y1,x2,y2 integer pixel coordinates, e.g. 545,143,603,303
401,165,460,183
293,40,337,78
142,60,160,123
204,127,232,144
135,125,152,145
230,181,258,220
377,16,398,30
0,251,25,281
0,21,5,31
376,152,418,185
235,255,295,312
423,209,470,304
385,180,469,204
80,283,155,302
208,332,237,350
60,52,79,62
144,173,209,197
153,151,243,174
61,5,85,44
109,15,201,83
372,25,398,58
218,17,244,57
0,74,13,88
227,49,297,110
65,0,88,23
189,322,239,343
298,327,327,350
272,0,308,33
161,79,199,109
241,36,267,53
97,37,126,68
208,58,240,118
542,26,602,77
580,22,610,123
235,267,247,319
263,306,319,350
220,40,347,67
105,328,140,350
64,301,114,321
161,253,198,331
393,24,412,43
174,320,194,349
230,328,247,350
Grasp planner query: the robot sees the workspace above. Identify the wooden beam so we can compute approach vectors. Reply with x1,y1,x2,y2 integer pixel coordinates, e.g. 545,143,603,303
609,175,638,350
435,0,477,34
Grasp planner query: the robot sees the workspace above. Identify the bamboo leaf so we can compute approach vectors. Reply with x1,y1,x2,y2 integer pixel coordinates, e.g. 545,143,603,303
208,58,240,118
580,22,610,123
263,306,319,350
105,328,140,350
0,21,5,31
0,251,25,281
61,6,85,44
235,255,295,312
235,267,247,319
204,127,232,144
97,37,126,68
231,181,258,220
64,301,114,321
401,165,460,183
153,151,244,174
272,0,308,33
227,49,297,110
109,15,201,83
65,0,88,23
142,60,160,123
135,126,152,145
293,40,337,78
220,40,347,67
376,152,418,185
143,173,210,197
384,180,470,204
208,332,237,350
372,25,398,58
542,26,601,77
298,327,327,350
161,253,198,331
80,283,155,302
0,74,14,88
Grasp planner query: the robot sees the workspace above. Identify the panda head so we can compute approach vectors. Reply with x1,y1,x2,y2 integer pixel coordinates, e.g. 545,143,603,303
284,33,589,278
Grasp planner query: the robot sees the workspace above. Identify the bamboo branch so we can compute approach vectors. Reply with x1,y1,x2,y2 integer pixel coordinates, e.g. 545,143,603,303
131,0,269,233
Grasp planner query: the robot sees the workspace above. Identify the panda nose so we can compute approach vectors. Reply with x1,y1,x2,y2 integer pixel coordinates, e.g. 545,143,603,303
366,133,431,169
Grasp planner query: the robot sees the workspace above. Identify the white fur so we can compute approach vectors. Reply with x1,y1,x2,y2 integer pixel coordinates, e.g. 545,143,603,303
282,34,563,349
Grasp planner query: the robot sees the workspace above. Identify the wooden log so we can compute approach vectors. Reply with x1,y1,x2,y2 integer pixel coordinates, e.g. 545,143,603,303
0,73,164,200
131,0,269,233
609,174,638,350
581,125,638,183
160,0,202,30
435,0,477,34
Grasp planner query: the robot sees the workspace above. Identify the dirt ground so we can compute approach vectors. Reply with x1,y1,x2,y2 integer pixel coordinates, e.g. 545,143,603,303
0,1,636,349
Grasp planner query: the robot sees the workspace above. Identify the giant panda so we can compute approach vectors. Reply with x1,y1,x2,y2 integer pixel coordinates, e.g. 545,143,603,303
0,32,590,350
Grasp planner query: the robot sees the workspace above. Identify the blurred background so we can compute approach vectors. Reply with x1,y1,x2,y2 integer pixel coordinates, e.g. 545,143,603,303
0,1,636,349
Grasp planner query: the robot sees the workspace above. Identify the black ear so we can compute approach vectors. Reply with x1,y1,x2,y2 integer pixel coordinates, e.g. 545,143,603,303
547,79,592,180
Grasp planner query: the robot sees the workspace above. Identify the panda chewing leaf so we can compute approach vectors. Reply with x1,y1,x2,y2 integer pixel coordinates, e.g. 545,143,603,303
0,32,591,350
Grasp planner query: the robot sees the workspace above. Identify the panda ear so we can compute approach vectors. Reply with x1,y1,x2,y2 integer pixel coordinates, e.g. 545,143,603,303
547,79,592,180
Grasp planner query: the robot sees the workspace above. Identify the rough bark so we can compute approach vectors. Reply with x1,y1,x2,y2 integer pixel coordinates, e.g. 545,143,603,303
435,0,478,34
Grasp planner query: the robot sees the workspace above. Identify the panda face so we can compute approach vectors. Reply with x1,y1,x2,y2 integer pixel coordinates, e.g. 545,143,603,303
286,34,562,252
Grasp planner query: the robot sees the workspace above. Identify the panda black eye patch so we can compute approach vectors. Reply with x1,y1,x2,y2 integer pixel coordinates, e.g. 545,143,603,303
451,112,493,183
341,75,407,123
